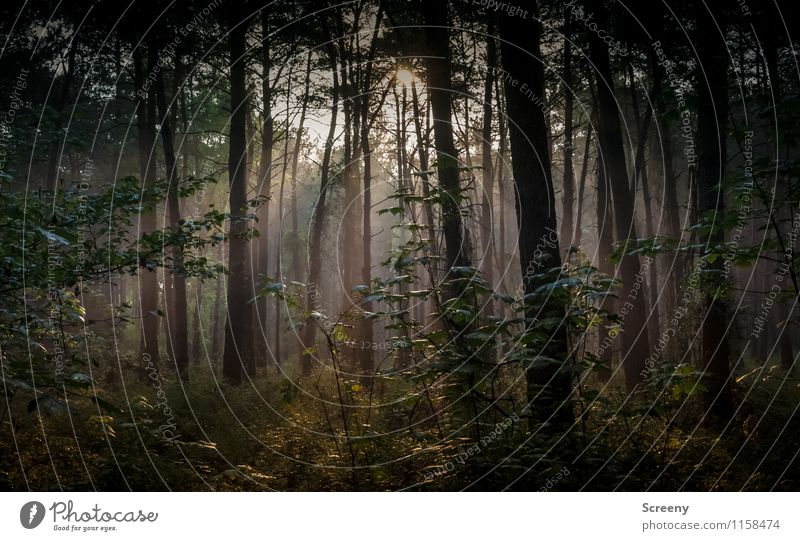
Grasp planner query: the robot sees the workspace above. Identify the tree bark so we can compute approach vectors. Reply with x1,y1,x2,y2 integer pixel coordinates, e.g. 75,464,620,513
480,28,496,308
650,50,682,329
422,1,469,276
301,43,340,374
191,280,204,362
411,82,436,240
596,148,615,382
358,7,384,377
585,0,650,390
291,52,312,283
153,45,190,379
273,64,294,371
560,17,576,256
222,16,256,384
573,122,592,249
499,3,573,424
337,8,360,308
212,241,225,361
695,2,732,418
256,11,274,368
133,47,160,374
628,65,662,354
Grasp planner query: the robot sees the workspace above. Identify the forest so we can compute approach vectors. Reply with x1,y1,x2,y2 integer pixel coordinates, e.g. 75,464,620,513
1,0,799,491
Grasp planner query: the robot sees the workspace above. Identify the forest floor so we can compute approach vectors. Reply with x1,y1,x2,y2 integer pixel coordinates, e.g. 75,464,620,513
2,362,800,491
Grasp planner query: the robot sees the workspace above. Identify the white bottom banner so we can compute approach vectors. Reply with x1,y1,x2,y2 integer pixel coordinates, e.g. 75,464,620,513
1,492,795,540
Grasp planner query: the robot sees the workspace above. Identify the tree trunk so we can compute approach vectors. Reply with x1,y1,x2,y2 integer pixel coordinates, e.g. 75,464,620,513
191,280,204,362
411,82,436,239
696,3,732,418
650,50,682,342
393,82,412,370
596,150,615,382
496,72,509,302
256,12,274,369
560,18,575,256
358,8,384,378
301,43,340,374
573,123,592,249
585,0,650,390
628,65,662,354
288,52,312,363
411,79,439,326
337,11,360,309
480,28,496,309
422,2,468,275
273,69,294,371
291,52,312,283
212,242,225,361
153,46,189,379
133,47,160,374
222,17,256,384
499,3,573,425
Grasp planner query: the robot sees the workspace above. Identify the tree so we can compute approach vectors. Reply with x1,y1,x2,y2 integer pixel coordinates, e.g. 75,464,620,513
256,9,275,368
585,0,651,390
153,43,189,379
695,0,732,418
421,1,469,275
560,12,576,254
223,13,256,384
133,46,161,374
357,5,384,377
499,2,573,424
302,39,340,374
480,27,496,307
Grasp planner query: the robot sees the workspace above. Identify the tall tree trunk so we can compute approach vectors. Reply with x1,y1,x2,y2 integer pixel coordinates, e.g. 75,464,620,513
696,2,732,418
222,16,256,384
358,8,384,378
411,82,436,238
480,28,496,310
560,17,576,256
596,150,615,382
496,73,509,301
422,1,469,277
288,52,312,362
393,82,412,370
651,50,682,329
338,11,360,309
360,130,375,374
153,46,189,379
573,123,592,248
461,97,479,263
499,4,573,425
291,52,312,283
191,280,204,362
211,242,225,361
255,13,274,368
640,153,662,351
628,65,662,354
274,70,294,371
585,0,650,390
301,44,340,374
411,79,438,326
133,47,160,373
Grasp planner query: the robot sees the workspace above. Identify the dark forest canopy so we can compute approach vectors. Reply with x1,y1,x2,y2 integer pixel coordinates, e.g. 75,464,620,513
1,0,799,491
